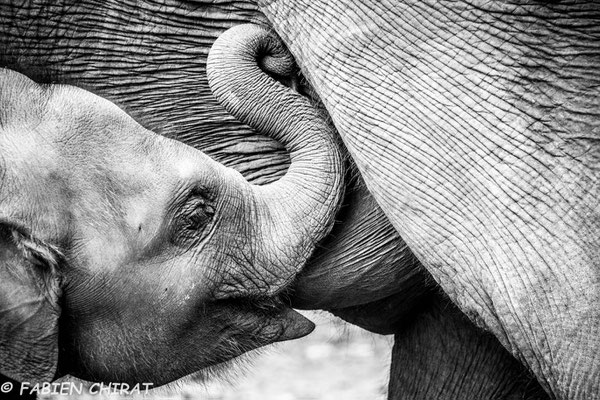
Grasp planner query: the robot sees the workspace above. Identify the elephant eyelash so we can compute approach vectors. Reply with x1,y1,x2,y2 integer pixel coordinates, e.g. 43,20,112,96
185,199,215,231
167,184,218,244
189,184,217,202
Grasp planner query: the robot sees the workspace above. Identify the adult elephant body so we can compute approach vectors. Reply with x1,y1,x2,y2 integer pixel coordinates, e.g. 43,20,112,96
259,1,600,399
0,1,549,398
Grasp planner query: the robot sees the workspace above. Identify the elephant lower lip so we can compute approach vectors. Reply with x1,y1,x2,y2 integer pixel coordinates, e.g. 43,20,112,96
273,307,315,342
222,296,315,344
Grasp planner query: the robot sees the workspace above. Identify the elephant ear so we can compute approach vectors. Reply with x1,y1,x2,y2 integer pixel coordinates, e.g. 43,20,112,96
0,220,62,383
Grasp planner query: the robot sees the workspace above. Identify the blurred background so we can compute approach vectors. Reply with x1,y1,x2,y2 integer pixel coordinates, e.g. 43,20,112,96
43,312,393,400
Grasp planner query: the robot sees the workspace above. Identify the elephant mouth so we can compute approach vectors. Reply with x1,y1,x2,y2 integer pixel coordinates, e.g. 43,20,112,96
55,296,314,386
205,295,313,356
216,295,315,346
177,296,314,384
182,298,314,384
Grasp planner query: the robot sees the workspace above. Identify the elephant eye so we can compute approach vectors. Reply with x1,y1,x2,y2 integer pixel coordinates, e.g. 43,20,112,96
172,184,218,243
185,199,215,230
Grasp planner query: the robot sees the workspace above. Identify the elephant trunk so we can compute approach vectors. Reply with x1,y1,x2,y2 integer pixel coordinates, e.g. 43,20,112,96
207,24,344,295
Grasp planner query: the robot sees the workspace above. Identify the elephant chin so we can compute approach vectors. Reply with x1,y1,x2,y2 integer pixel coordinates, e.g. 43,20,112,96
56,297,314,386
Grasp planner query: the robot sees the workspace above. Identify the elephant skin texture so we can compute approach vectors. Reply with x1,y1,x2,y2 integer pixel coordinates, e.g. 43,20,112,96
1,1,546,399
388,296,548,400
260,1,600,399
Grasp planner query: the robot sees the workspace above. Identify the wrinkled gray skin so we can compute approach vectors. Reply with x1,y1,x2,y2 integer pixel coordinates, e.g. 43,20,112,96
1,1,545,399
387,297,547,400
0,22,345,386
260,1,600,399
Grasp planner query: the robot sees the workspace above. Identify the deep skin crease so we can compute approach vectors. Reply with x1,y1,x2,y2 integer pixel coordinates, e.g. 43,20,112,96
1,1,546,399
259,1,600,399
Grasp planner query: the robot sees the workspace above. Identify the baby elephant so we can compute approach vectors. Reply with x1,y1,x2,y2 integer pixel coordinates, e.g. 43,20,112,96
0,24,343,385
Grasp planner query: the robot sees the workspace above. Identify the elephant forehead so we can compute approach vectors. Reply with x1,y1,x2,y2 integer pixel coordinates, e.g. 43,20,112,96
0,131,76,240
174,156,205,182
1,128,61,183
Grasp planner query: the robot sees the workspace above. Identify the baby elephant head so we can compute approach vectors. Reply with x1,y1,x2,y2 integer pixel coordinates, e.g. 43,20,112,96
0,25,342,387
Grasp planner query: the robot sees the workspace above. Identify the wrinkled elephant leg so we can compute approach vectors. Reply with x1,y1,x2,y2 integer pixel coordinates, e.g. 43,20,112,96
389,297,548,400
